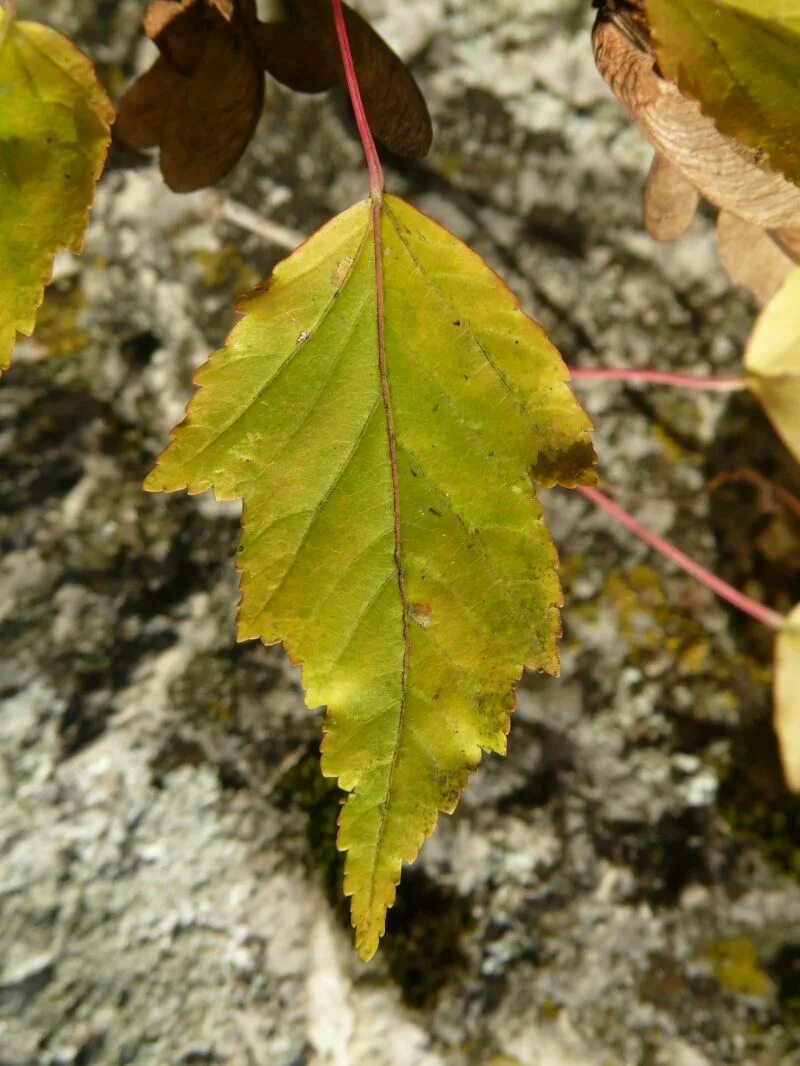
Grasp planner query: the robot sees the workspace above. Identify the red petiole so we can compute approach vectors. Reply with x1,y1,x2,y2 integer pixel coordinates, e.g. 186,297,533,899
330,0,384,198
330,0,776,633
569,367,745,392
577,484,786,631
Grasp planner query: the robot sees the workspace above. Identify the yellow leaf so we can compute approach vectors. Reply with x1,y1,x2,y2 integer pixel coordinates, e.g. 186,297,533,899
0,9,113,373
775,604,800,792
744,267,800,464
146,193,595,959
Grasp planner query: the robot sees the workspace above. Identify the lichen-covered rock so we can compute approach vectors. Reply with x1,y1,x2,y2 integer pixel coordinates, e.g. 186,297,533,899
3,1,800,1064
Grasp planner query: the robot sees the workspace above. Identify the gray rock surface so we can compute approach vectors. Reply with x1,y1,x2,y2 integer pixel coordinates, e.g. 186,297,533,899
3,1,800,1064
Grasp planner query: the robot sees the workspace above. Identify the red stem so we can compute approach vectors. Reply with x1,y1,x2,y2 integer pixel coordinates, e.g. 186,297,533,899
330,0,384,198
569,367,745,392
577,485,785,631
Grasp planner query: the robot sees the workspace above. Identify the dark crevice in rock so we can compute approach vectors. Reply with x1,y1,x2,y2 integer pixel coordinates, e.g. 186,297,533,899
383,868,473,1010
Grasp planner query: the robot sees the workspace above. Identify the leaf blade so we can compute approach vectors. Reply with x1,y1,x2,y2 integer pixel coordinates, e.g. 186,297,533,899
147,194,595,959
744,266,800,464
775,604,800,793
0,12,113,373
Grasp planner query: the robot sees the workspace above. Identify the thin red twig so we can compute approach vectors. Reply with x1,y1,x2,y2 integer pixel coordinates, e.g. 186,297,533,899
577,484,786,631
330,0,384,198
569,367,745,392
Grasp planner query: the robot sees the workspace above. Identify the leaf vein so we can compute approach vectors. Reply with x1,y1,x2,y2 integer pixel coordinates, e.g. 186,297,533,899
384,202,542,428
186,224,371,464
250,399,381,611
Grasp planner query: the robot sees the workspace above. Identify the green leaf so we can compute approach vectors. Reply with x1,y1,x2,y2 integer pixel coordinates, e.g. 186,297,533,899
744,266,800,464
0,8,113,374
644,0,800,186
775,604,800,793
146,193,595,959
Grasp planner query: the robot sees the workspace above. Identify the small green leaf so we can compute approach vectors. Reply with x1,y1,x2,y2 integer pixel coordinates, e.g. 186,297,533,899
0,8,113,374
146,194,595,959
645,0,800,185
744,266,800,464
775,604,800,792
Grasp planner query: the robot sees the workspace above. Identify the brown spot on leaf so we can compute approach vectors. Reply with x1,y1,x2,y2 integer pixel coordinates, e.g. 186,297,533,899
532,437,597,490
330,258,353,287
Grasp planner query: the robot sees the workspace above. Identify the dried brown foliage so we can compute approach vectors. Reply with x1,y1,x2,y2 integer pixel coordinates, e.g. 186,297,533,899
255,0,432,159
116,0,432,193
116,0,263,192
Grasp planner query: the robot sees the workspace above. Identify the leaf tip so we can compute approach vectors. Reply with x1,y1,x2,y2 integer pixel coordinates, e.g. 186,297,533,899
355,927,380,963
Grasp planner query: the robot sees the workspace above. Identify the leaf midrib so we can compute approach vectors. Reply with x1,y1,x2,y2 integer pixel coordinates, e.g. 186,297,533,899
363,195,410,933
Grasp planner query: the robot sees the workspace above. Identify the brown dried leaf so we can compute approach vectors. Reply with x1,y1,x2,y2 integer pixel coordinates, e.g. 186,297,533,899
645,0,800,188
254,19,339,94
717,212,795,307
143,0,211,74
773,228,800,263
744,267,800,467
254,0,432,159
144,1,187,39
211,0,234,17
643,152,699,241
593,14,800,231
116,0,263,192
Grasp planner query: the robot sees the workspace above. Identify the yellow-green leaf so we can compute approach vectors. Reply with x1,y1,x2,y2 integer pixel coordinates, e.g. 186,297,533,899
645,0,800,186
0,8,113,374
146,193,595,959
775,604,800,792
744,266,800,464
